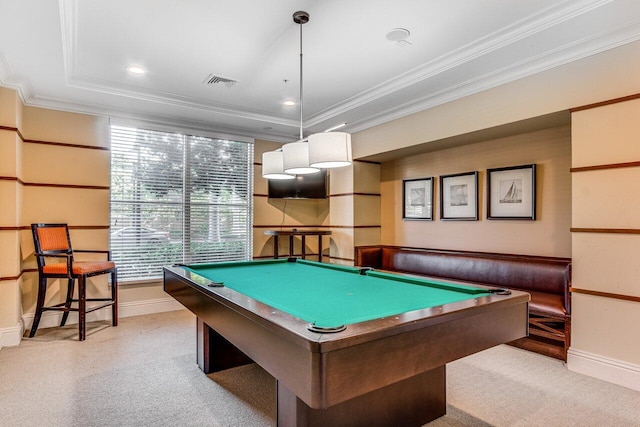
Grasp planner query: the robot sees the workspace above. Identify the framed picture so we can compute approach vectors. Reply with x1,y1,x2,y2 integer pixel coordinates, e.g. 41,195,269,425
402,177,434,220
487,164,536,220
440,171,478,220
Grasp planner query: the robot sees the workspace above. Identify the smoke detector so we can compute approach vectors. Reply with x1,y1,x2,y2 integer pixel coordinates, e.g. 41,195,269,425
386,28,410,42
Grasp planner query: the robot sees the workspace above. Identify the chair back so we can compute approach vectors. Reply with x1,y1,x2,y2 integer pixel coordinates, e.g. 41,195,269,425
31,223,73,270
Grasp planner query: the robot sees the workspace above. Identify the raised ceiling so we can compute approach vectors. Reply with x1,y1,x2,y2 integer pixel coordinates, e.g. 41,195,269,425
1,0,639,143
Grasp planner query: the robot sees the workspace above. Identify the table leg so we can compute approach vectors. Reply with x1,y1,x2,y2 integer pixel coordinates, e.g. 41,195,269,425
276,366,446,427
273,235,280,259
196,317,253,374
301,236,306,259
289,235,294,258
318,236,323,263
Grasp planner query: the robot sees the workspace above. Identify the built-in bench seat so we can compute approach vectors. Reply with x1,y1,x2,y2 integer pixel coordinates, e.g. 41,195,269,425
355,245,571,360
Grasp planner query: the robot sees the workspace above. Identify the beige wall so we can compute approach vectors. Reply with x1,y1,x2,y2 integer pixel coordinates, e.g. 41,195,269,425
379,126,572,257
0,87,23,348
253,140,331,260
352,40,640,160
329,161,381,265
18,106,112,321
568,98,640,390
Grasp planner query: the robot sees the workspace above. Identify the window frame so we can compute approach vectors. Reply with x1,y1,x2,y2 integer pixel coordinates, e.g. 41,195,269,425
109,121,254,283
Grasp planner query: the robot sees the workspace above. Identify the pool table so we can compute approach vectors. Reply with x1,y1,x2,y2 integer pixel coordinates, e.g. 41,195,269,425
163,258,529,427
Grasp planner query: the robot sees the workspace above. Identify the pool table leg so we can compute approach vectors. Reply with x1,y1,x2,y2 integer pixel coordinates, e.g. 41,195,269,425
197,318,254,374
276,366,446,427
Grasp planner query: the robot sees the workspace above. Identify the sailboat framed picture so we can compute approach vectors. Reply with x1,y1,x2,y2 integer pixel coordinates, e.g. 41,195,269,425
487,164,536,220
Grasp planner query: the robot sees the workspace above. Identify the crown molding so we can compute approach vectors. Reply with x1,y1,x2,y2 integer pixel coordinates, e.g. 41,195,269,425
0,52,33,102
346,20,640,134
66,75,300,127
23,93,294,143
306,0,624,127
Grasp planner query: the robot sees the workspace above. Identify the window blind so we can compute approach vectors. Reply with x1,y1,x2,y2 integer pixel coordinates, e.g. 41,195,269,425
110,125,253,281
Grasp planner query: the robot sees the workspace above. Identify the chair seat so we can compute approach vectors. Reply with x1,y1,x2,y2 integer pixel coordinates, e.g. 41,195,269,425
43,261,116,275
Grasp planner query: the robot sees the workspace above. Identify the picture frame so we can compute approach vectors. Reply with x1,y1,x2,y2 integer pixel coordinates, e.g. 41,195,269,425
402,177,434,220
440,171,478,220
487,164,536,220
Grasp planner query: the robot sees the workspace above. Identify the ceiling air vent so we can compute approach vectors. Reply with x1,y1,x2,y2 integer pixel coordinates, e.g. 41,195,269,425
202,73,237,88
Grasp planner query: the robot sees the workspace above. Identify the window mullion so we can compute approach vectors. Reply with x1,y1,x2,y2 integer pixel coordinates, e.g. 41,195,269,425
183,135,192,264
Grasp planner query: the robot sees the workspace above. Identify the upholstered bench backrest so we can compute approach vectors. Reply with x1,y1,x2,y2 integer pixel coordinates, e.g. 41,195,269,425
382,248,570,294
355,245,571,311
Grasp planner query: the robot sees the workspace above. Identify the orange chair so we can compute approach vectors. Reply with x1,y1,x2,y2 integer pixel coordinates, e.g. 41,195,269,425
30,223,118,340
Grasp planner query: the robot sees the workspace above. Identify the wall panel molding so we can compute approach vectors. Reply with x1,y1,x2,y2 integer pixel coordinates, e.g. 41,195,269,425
23,182,109,190
253,225,381,229
23,139,109,151
570,287,640,303
571,227,640,235
571,93,640,112
0,176,24,184
253,192,382,198
570,161,640,173
0,225,108,231
0,125,25,141
0,177,109,190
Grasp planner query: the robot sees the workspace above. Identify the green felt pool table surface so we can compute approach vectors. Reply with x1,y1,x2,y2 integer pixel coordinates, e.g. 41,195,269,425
184,258,494,329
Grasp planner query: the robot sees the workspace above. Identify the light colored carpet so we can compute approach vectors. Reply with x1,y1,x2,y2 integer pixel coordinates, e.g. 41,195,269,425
1,310,639,426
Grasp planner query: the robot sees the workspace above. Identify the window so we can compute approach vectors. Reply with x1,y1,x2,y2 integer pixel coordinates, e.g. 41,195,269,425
110,125,254,281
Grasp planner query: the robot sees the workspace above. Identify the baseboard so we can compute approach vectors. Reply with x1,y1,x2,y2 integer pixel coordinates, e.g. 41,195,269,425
118,297,185,318
567,347,640,392
0,322,24,350
21,297,185,334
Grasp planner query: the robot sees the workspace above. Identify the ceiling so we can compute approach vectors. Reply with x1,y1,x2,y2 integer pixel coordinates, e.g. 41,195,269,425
1,0,639,144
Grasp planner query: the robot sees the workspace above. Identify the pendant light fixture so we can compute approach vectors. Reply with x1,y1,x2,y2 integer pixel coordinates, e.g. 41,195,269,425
262,10,352,180
282,11,319,175
308,131,352,168
262,149,295,180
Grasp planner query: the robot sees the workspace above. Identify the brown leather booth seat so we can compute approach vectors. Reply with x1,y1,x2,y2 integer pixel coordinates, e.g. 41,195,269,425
355,245,571,360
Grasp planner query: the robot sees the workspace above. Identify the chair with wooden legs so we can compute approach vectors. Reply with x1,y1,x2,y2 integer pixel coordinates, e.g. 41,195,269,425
30,223,118,340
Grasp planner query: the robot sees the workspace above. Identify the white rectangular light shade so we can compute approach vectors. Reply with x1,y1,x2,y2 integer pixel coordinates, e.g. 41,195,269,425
282,142,320,175
262,150,295,179
308,132,352,168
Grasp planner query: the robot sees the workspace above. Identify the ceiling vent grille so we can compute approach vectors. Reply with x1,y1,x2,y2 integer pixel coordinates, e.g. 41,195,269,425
203,74,237,88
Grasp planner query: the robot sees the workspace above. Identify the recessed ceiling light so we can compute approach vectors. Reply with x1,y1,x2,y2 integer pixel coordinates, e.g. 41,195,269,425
126,65,146,75
283,100,296,106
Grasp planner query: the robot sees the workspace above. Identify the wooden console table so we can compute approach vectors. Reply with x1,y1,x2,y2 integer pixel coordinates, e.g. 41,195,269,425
264,229,332,262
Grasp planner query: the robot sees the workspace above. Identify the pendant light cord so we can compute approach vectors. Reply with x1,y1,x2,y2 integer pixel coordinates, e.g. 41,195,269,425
298,20,304,141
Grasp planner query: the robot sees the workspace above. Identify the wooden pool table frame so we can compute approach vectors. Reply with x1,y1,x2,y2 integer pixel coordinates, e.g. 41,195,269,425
164,262,529,427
